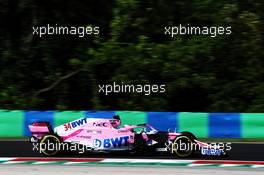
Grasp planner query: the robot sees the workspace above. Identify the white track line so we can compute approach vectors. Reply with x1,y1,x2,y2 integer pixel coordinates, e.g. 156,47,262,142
219,164,244,167
0,158,16,161
2,161,26,164
251,165,264,168
188,164,213,167
32,161,54,165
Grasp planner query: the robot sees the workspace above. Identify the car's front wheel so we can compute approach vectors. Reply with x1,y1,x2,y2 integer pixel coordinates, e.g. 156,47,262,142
172,135,194,158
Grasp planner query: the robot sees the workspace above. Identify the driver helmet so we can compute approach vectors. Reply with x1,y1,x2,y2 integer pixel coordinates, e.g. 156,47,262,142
111,115,121,128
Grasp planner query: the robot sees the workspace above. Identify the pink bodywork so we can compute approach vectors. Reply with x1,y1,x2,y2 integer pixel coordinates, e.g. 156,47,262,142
28,117,210,150
29,118,137,150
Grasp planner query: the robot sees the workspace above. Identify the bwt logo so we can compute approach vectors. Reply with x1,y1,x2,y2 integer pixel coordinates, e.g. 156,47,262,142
64,118,88,131
93,139,102,148
93,136,129,148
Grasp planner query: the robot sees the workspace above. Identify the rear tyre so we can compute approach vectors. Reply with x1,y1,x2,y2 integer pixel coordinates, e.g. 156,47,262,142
39,135,61,156
172,135,194,158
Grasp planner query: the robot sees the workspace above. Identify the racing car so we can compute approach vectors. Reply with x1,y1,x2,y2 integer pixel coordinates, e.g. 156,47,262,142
28,115,229,157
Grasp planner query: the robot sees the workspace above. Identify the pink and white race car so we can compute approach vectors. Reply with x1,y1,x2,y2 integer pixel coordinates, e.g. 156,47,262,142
28,115,229,157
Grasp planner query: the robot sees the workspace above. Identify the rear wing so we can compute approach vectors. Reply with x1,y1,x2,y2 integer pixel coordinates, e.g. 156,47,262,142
28,122,54,140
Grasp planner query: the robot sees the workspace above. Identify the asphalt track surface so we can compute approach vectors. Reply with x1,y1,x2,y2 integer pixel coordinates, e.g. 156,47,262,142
0,141,263,161
0,165,263,175
0,141,263,175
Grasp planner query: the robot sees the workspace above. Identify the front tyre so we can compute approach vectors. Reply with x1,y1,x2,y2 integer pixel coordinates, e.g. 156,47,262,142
172,135,194,158
39,135,61,156
180,131,197,140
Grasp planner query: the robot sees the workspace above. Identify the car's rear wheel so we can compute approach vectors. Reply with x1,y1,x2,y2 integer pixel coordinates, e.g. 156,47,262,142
172,135,194,158
39,135,61,156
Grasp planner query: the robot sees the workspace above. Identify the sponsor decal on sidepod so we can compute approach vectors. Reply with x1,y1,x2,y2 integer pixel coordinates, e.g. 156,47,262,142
93,136,129,148
201,148,224,155
64,118,88,131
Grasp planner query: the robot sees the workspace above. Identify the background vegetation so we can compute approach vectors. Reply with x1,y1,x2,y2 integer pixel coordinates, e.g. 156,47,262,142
0,0,263,112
